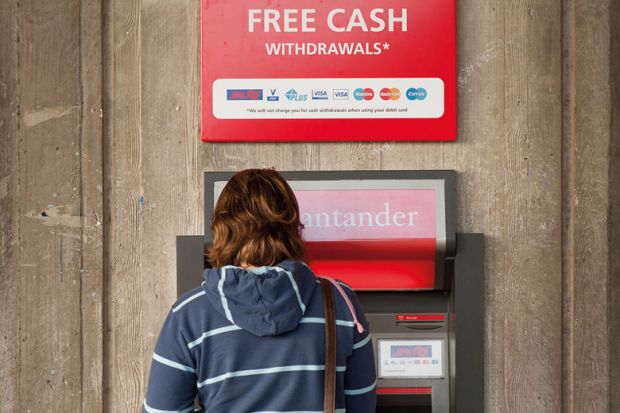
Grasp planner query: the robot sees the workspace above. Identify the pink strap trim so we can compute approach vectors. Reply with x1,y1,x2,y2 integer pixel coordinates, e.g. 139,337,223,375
322,277,365,334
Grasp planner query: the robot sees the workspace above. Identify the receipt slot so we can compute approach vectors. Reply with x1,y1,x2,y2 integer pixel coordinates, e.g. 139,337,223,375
177,170,485,413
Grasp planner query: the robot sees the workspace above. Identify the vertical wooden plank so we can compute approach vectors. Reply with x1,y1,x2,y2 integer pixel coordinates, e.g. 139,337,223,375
2,1,104,411
564,0,614,410
561,0,576,410
503,0,562,407
0,1,20,412
139,0,202,403
16,1,84,411
381,0,563,411
103,0,145,410
80,0,105,411
449,4,510,409
610,2,620,410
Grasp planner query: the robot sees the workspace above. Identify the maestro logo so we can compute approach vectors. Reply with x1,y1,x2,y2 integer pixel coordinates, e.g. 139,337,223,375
312,89,329,100
285,89,308,101
379,88,401,101
333,89,349,100
267,89,279,101
406,87,428,101
226,89,263,101
353,88,374,101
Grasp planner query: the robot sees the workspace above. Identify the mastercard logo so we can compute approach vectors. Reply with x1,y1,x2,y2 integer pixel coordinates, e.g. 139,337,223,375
379,88,401,101
354,88,375,101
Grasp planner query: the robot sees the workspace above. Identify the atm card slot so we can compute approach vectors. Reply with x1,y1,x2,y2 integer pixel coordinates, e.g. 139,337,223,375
396,321,444,330
395,313,446,330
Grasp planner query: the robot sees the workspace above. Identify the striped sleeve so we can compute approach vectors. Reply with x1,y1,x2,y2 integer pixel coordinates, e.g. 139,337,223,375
343,289,377,412
143,310,197,413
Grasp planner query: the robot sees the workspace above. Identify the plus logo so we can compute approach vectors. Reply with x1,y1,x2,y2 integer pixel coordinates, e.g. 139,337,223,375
285,89,308,101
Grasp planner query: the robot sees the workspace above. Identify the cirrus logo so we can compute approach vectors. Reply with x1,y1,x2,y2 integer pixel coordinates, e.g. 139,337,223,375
379,88,401,101
354,88,374,101
406,87,427,101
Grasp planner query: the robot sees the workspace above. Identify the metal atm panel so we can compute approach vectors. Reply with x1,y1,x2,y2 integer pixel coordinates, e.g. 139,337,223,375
176,170,484,412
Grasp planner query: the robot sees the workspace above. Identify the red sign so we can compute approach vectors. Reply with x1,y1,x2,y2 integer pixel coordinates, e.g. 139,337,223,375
201,0,456,142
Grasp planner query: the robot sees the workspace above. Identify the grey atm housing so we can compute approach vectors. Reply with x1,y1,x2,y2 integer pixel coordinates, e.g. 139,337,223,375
176,170,484,413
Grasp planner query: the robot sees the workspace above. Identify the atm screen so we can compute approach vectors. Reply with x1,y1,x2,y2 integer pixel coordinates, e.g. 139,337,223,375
210,174,453,291
213,179,446,244
378,339,444,379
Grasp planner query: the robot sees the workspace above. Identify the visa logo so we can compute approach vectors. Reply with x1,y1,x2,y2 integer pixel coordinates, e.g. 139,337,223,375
312,89,329,100
333,89,349,100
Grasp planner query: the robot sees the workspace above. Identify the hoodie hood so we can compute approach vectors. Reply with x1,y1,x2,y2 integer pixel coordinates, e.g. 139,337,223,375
202,260,318,337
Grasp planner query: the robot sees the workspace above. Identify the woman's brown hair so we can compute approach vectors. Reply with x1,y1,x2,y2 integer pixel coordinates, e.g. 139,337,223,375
206,168,305,267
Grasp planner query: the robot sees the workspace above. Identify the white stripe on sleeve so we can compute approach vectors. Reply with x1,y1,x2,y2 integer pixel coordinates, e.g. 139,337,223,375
352,334,371,350
172,290,206,312
187,324,243,349
152,353,195,373
344,380,377,396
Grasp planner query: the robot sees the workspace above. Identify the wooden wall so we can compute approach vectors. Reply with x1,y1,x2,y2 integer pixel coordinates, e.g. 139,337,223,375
0,0,618,412
563,0,618,410
0,1,104,411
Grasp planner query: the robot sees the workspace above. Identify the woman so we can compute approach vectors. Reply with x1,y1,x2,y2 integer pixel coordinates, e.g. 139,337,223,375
143,168,376,412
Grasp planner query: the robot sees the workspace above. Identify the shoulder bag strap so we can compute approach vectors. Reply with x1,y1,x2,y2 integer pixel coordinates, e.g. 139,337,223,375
320,277,337,413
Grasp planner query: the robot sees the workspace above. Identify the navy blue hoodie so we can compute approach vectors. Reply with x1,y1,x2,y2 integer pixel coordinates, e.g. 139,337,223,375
143,260,376,412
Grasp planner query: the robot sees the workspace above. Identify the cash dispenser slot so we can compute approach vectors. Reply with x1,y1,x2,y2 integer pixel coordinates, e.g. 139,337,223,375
305,239,437,290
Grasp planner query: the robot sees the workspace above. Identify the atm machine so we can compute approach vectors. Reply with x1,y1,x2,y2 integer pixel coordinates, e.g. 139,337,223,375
177,170,484,412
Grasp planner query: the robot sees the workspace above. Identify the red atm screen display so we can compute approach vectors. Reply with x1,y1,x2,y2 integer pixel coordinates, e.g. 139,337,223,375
211,177,449,291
